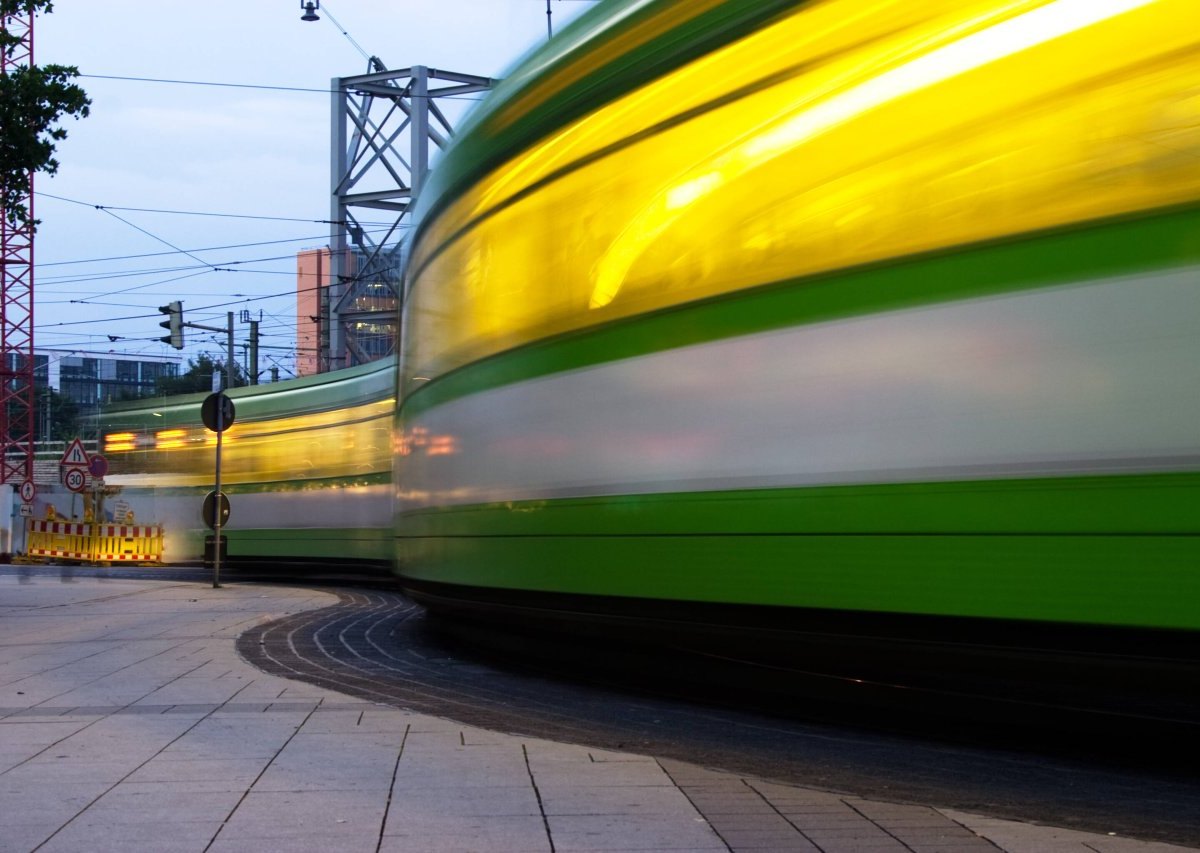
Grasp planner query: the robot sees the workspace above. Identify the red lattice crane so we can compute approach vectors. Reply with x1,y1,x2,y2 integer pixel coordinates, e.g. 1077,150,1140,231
0,4,35,487
0,5,34,487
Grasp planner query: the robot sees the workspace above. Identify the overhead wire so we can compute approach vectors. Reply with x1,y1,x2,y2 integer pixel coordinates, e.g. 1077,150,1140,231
77,72,487,100
36,232,356,269
35,191,348,225
42,29,416,366
34,193,403,321
46,191,228,273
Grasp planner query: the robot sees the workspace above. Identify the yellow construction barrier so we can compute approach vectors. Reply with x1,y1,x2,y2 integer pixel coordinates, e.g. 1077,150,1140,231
25,520,92,562
24,520,164,566
92,524,164,564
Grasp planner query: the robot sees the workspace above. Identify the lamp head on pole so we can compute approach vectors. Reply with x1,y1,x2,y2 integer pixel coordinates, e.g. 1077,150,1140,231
300,1,320,22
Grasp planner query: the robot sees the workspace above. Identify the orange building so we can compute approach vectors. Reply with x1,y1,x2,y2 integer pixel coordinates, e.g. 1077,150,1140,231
297,248,397,375
295,248,329,376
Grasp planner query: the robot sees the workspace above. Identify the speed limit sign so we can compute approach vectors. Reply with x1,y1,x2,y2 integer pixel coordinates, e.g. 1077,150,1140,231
64,468,87,493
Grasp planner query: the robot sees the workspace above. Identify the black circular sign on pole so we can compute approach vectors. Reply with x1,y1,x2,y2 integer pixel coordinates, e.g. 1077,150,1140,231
202,490,231,530
201,392,236,432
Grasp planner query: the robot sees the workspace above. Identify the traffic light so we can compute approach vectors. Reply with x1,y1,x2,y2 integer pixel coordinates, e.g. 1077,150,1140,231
158,301,183,349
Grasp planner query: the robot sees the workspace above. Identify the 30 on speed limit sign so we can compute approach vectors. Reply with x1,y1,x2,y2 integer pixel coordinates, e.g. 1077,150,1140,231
64,468,87,493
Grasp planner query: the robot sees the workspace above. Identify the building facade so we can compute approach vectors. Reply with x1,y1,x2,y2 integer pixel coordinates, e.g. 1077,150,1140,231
36,349,181,438
296,247,398,376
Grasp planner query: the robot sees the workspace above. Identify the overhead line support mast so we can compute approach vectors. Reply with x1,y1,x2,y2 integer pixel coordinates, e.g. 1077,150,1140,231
326,63,492,370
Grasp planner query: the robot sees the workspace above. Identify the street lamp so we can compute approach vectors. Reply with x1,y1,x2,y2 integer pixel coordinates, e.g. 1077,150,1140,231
300,1,320,22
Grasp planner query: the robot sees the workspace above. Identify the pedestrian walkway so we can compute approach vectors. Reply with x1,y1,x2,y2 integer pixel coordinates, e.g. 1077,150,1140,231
0,571,1194,853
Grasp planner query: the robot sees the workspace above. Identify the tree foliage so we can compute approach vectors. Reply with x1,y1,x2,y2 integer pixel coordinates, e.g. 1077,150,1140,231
36,385,78,441
155,352,246,397
1,0,90,229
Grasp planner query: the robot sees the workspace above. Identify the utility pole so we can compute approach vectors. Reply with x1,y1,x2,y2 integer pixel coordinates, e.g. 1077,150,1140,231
249,321,259,385
184,313,236,389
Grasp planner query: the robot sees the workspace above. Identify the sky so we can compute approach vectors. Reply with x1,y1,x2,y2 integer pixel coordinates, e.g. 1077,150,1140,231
29,0,592,380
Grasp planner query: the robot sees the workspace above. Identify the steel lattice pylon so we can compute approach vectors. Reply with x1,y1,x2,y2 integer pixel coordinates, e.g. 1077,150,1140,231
0,7,35,485
326,64,492,370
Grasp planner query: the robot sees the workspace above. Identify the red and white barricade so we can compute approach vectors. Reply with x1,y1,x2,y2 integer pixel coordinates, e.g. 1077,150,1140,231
24,520,164,565
25,520,92,561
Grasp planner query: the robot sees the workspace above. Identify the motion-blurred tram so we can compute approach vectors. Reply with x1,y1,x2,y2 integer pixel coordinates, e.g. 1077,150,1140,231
392,0,1200,693
101,359,393,571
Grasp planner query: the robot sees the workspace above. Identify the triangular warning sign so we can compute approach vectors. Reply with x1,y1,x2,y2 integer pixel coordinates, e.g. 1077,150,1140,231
60,438,90,467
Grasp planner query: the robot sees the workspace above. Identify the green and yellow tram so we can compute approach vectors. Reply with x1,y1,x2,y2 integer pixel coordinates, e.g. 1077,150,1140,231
394,0,1200,679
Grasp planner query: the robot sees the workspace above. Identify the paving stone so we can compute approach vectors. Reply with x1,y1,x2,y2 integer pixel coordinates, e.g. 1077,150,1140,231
0,824,58,853
724,842,821,852
122,758,267,785
37,819,224,853
540,782,698,816
703,814,797,831
380,814,552,852
528,759,676,788
213,790,388,839
682,796,778,816
79,789,244,823
803,826,901,841
388,784,542,820
548,814,728,851
211,839,383,853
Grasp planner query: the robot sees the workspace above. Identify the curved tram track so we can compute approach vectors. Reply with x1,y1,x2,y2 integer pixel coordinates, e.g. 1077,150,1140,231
226,580,1200,848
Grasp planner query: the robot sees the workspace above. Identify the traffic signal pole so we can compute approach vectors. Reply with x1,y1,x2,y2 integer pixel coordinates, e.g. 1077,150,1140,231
158,301,183,349
161,308,257,389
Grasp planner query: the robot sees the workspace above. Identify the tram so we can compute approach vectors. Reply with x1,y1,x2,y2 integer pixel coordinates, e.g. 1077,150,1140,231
392,0,1200,680
100,359,394,570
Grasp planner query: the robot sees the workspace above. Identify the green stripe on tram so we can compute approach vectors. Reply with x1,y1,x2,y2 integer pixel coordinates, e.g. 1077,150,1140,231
230,527,392,561
397,472,1200,538
399,205,1200,420
395,472,1200,630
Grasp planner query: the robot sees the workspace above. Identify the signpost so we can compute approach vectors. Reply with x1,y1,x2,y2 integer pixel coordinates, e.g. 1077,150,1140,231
201,392,235,588
200,393,235,432
59,439,92,511
202,491,230,530
64,468,86,493
87,454,108,479
59,438,89,468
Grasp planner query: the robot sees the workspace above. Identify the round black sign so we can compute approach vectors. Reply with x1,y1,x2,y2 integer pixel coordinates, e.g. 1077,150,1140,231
202,490,231,530
201,393,236,432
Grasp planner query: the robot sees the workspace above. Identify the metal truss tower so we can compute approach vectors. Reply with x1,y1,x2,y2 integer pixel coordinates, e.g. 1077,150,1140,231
0,7,35,486
326,63,492,370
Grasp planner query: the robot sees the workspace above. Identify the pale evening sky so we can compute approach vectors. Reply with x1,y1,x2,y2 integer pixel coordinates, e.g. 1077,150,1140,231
29,1,592,378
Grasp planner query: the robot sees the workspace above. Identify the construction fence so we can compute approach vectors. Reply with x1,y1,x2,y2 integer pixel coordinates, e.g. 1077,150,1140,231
24,519,164,565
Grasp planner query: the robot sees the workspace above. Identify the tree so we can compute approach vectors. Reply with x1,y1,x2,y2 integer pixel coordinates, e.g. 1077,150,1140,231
1,0,90,229
35,385,77,441
155,352,246,397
